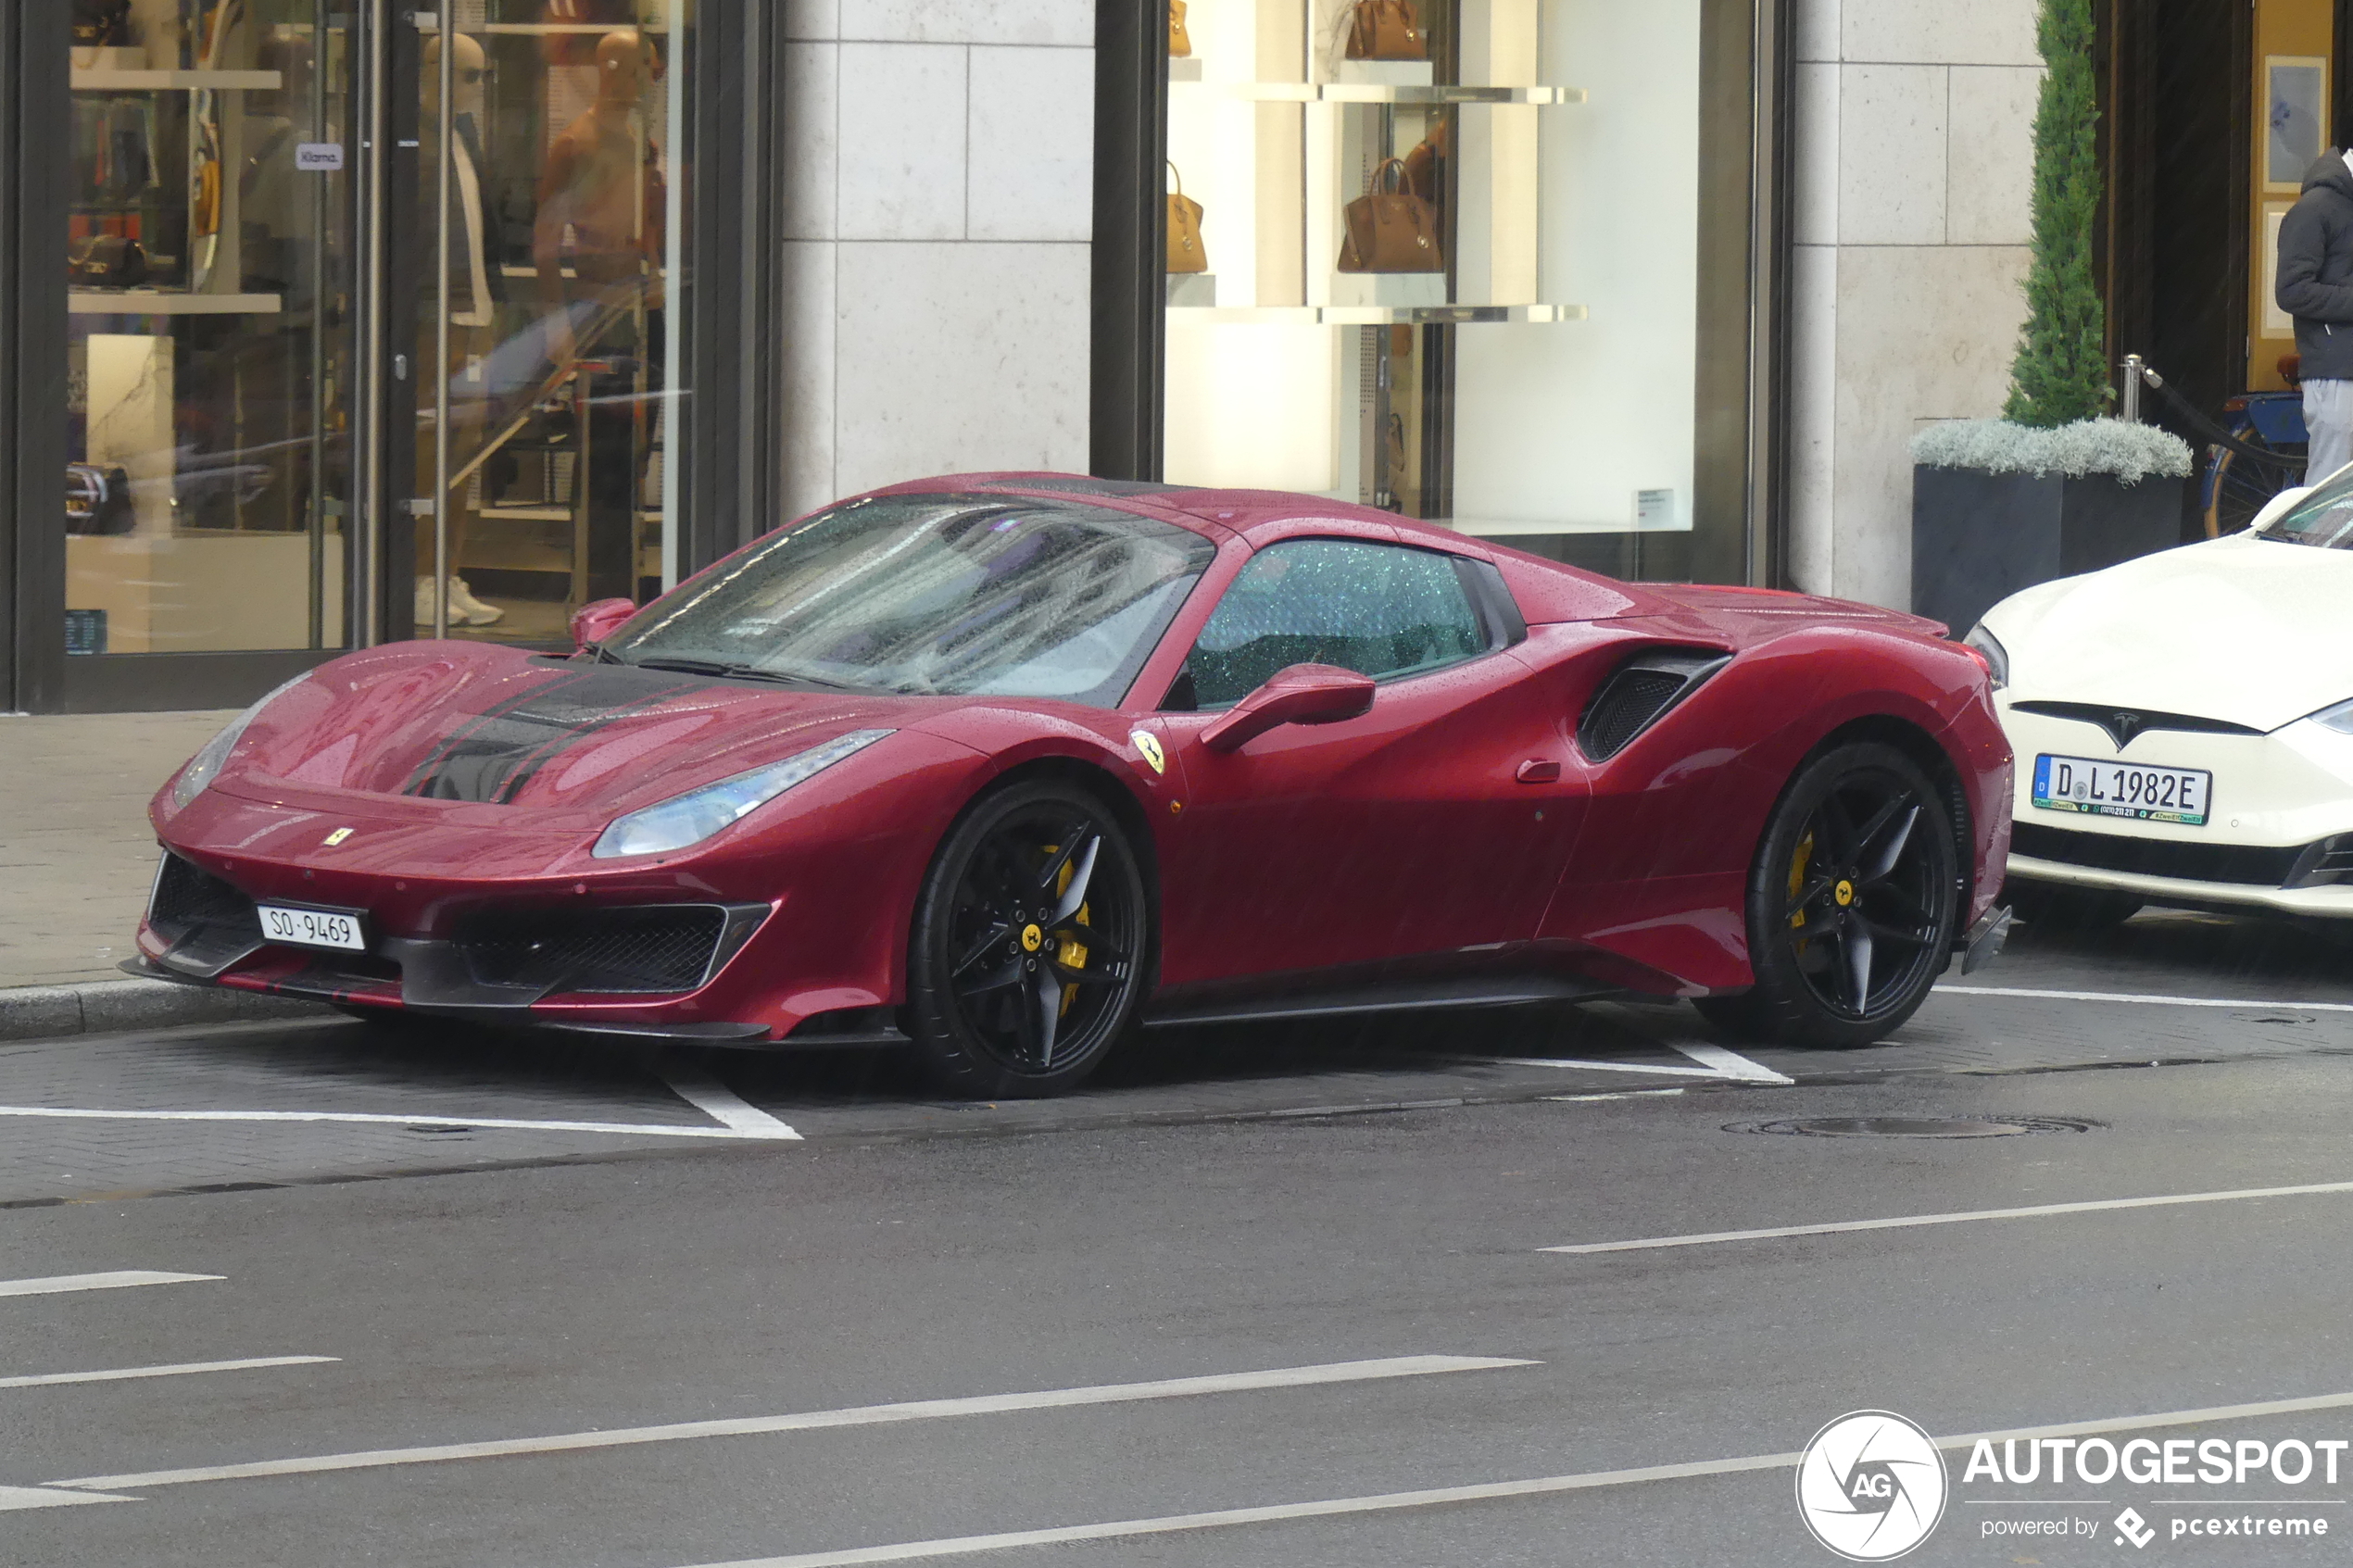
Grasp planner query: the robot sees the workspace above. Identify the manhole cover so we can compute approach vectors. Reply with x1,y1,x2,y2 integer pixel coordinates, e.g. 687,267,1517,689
1724,1116,2095,1139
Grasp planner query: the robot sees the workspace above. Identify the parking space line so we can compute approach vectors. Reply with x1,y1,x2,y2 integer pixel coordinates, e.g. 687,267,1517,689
0,1485,137,1512
1470,1043,1791,1086
0,1356,336,1390
0,1106,794,1141
660,1386,2353,1567
0,1271,221,1299
1938,984,2353,1013
1667,1043,1793,1084
657,1063,800,1141
44,1354,1534,1494
1540,1176,2353,1255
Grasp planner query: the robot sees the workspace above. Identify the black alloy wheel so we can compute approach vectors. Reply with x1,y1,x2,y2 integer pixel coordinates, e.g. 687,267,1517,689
904,781,1151,1097
1698,741,1961,1047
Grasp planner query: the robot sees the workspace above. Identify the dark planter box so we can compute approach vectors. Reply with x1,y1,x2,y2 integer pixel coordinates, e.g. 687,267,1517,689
1911,465,2185,636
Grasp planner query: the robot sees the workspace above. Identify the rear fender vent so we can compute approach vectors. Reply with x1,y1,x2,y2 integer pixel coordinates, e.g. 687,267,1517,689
1577,650,1730,761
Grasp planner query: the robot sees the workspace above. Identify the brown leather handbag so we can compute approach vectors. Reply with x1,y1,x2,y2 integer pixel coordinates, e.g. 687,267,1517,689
1166,162,1207,274
1168,0,1191,56
1345,0,1427,60
1338,159,1441,273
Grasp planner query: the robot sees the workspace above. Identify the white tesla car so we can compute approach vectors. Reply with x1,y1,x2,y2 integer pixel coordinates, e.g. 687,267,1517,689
1971,472,2353,927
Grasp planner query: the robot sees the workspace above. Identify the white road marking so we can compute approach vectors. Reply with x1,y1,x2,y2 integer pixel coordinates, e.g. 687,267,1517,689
0,1356,335,1390
1541,1176,2353,1255
1668,1042,1793,1084
0,1106,788,1141
1471,1042,1791,1086
657,1063,800,1141
0,1271,220,1298
1937,984,2353,1014
659,1387,2353,1568
1544,1089,1686,1104
46,1355,1532,1494
0,1485,136,1512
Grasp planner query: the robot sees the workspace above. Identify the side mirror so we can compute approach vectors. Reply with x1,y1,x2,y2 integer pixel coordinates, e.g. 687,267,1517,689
571,596,637,652
1201,663,1376,753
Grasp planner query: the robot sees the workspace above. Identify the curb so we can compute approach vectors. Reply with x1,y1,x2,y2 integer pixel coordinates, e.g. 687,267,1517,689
0,978,330,1044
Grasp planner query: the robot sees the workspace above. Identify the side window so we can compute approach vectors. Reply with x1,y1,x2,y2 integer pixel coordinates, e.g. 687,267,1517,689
1174,540,1490,709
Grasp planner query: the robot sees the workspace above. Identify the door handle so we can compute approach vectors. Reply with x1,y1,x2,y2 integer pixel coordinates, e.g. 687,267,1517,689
1516,759,1561,784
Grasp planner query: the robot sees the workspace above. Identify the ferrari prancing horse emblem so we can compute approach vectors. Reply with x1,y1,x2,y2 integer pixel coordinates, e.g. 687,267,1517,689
1130,731,1166,775
322,827,355,847
1021,924,1044,952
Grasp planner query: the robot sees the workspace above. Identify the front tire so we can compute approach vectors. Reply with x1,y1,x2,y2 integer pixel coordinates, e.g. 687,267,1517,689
903,780,1151,1098
1699,742,1961,1047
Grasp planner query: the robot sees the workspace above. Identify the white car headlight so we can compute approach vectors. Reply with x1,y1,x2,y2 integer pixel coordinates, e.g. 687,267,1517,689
592,729,894,859
170,674,312,811
2309,698,2353,735
1963,622,2009,689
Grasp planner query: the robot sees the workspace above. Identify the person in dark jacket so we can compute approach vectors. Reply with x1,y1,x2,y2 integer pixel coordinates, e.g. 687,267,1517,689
2278,150,2353,486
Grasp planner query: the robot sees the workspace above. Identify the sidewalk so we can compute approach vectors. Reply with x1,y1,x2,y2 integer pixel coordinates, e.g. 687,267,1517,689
0,710,324,1039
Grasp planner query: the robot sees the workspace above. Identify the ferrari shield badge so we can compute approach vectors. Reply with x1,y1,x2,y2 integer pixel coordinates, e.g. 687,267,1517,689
1129,731,1166,776
322,827,355,847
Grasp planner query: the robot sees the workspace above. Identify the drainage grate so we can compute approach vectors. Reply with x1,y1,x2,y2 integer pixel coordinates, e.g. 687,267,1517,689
1723,1116,2097,1139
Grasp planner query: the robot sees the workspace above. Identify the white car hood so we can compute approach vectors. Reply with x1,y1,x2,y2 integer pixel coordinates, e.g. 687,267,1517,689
1991,533,2353,733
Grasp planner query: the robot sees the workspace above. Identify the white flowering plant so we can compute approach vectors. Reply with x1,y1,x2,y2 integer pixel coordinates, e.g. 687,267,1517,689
1910,418,2194,484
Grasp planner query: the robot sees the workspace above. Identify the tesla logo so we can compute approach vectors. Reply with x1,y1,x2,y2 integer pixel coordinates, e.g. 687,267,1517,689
321,828,355,847
1130,731,1166,776
2110,711,2145,747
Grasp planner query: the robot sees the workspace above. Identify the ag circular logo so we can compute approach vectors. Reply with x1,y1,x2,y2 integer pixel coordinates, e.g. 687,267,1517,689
1795,1410,1948,1561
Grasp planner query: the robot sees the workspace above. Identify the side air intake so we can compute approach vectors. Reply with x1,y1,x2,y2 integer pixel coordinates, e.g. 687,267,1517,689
1576,650,1730,761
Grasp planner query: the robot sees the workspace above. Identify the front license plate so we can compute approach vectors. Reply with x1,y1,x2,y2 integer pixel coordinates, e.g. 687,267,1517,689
258,904,367,952
2032,753,2212,826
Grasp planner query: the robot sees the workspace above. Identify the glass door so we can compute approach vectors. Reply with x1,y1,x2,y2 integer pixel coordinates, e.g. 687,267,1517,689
64,0,356,657
408,0,689,643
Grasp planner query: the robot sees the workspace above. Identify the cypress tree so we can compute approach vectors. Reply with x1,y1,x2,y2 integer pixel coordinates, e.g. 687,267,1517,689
2004,0,2108,428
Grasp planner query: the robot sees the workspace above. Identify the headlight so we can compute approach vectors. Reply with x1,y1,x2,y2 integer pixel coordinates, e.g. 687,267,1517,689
592,729,893,859
1962,623,2009,689
2309,698,2353,735
169,674,312,811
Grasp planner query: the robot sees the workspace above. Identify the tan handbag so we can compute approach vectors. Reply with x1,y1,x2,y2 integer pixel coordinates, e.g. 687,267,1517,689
1338,158,1442,273
1166,162,1207,274
1345,0,1427,60
1168,0,1191,56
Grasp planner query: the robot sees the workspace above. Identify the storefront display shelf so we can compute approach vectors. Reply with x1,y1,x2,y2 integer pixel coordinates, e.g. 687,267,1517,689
1169,303,1585,325
1171,81,1582,105
71,69,283,92
69,291,283,315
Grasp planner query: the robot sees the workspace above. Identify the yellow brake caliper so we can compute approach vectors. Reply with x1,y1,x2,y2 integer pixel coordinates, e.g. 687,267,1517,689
1788,830,1815,956
1051,851,1088,1017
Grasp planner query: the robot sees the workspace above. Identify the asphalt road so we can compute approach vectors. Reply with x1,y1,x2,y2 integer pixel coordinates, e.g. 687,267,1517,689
6,910,2353,1567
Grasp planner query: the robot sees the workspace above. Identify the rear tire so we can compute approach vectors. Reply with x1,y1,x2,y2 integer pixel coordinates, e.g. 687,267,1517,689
903,780,1151,1098
2004,880,2142,931
1701,742,1962,1048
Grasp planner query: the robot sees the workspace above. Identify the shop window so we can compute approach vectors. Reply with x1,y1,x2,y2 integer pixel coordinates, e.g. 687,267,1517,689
1160,0,1740,579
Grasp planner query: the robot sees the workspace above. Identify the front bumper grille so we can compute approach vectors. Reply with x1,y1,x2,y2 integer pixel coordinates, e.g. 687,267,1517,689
151,854,260,935
2011,822,2353,889
454,906,750,996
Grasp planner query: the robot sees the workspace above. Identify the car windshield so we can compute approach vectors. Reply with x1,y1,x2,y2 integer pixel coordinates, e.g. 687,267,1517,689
604,494,1217,705
2262,470,2353,547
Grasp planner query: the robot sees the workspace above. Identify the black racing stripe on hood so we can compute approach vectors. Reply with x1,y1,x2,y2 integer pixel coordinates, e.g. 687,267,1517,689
404,667,711,804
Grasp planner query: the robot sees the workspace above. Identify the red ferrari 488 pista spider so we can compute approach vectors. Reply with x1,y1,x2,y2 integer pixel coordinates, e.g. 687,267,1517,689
134,476,2013,1095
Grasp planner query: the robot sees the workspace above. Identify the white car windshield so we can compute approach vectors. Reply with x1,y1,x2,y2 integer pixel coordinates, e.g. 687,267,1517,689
604,494,1217,706
2265,471,2353,548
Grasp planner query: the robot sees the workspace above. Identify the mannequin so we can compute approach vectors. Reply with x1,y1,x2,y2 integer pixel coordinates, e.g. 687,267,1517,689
533,27,660,604
415,31,504,628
